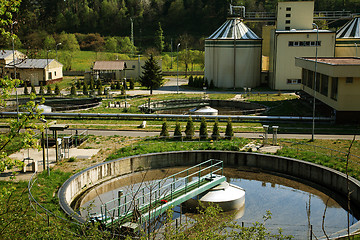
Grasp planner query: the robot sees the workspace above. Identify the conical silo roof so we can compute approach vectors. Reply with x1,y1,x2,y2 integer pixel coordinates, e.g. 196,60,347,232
208,18,261,40
336,17,360,38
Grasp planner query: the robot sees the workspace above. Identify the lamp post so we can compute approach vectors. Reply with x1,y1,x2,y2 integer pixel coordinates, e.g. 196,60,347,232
311,23,319,142
56,43,62,61
11,21,19,122
177,43,180,94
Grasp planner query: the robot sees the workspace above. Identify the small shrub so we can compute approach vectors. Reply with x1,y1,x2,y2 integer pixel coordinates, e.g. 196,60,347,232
210,79,215,89
39,83,44,95
55,84,60,95
83,82,88,95
160,119,169,138
68,157,76,162
211,119,220,140
46,84,52,95
70,84,76,95
188,75,194,87
225,118,234,140
23,82,29,95
129,79,135,89
30,84,36,95
174,122,182,139
199,117,208,140
116,81,121,90
185,116,194,140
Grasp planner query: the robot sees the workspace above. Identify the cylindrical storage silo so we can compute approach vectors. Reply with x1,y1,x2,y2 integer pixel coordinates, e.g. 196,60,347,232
336,17,360,57
205,17,262,89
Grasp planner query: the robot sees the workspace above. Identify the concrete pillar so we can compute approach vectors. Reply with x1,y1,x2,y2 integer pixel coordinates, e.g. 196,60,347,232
272,126,279,145
263,125,269,145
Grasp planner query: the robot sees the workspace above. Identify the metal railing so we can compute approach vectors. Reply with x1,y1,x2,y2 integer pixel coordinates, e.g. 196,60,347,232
94,159,224,225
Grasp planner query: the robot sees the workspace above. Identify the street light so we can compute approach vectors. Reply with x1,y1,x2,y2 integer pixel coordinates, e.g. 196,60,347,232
56,42,62,61
311,23,319,142
11,21,19,122
177,43,181,94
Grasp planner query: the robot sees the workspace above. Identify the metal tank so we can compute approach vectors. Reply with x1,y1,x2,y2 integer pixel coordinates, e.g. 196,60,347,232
336,17,360,57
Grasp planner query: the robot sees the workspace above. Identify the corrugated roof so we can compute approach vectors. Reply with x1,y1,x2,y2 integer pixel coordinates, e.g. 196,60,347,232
299,57,360,65
336,17,360,38
5,59,59,69
93,61,125,71
0,50,20,59
208,18,261,40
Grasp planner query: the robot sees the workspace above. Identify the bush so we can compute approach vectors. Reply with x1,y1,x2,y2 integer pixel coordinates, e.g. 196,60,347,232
188,75,194,87
55,84,60,95
225,118,234,140
39,83,44,95
212,119,220,140
30,84,36,95
160,119,169,138
46,85,52,95
174,121,182,139
76,80,81,89
83,82,88,95
185,116,194,140
209,79,215,89
70,84,76,95
97,83,103,95
129,79,135,90
199,117,208,140
23,82,28,95
120,85,125,95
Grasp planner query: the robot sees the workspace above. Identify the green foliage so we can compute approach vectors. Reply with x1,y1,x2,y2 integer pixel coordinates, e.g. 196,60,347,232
129,78,135,90
54,84,60,95
58,32,80,51
139,54,163,94
185,116,194,140
97,82,103,95
174,121,182,139
199,117,208,140
116,81,121,90
188,75,194,87
23,82,29,95
70,84,76,95
0,0,21,40
76,33,104,51
212,119,220,140
225,118,234,140
160,119,169,138
120,85,125,95
209,79,215,89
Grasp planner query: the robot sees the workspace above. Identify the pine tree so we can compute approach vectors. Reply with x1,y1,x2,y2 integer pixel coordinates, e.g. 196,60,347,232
24,82,29,95
120,85,125,95
70,84,76,95
199,117,208,140
139,54,164,95
76,80,81,89
55,84,60,95
225,118,234,140
30,84,36,95
212,119,220,140
160,119,169,138
39,83,44,95
155,22,165,53
116,81,121,90
188,75,194,87
174,121,182,139
129,79,135,90
46,85,52,95
89,78,94,90
97,82,103,95
185,116,194,140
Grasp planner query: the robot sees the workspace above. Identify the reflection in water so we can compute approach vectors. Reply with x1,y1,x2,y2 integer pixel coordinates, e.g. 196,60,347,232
80,168,357,239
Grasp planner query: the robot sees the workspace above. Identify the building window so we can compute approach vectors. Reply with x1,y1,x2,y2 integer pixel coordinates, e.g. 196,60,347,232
132,65,136,69
331,77,338,100
288,41,294,46
320,75,329,96
285,27,290,30
54,71,57,76
346,77,353,83
286,20,291,24
308,70,314,88
315,73,321,92
48,72,52,80
287,79,301,84
288,41,322,47
286,14,291,17
286,7,291,11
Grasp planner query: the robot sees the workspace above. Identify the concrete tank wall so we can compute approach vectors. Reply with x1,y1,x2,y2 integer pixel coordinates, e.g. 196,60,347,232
59,150,360,237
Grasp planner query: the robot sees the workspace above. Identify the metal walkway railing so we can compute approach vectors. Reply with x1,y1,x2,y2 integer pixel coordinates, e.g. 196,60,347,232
90,159,226,228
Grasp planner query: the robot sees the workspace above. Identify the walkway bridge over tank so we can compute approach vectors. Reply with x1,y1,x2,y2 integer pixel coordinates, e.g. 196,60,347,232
244,11,357,22
89,159,225,230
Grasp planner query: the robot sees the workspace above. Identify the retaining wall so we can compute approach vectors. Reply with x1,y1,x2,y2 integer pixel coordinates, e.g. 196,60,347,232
58,151,360,236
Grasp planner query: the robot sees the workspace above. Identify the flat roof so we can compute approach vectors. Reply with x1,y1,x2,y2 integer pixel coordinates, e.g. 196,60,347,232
297,57,360,65
276,29,334,34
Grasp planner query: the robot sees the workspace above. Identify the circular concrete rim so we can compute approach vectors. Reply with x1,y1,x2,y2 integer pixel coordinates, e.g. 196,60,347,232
58,150,360,237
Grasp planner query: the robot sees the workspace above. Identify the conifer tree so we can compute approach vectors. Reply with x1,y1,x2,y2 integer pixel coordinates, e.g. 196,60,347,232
160,119,169,138
174,121,182,139
129,79,135,89
39,83,44,95
155,22,165,53
46,85,52,95
212,119,220,140
225,118,234,140
70,84,76,95
97,82,103,95
139,54,164,95
23,82,29,95
30,84,36,95
185,116,194,140
55,84,60,95
188,75,194,87
116,81,121,90
199,117,208,140
83,81,88,95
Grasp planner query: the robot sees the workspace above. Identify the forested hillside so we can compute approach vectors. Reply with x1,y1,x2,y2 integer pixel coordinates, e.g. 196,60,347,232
5,0,360,52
